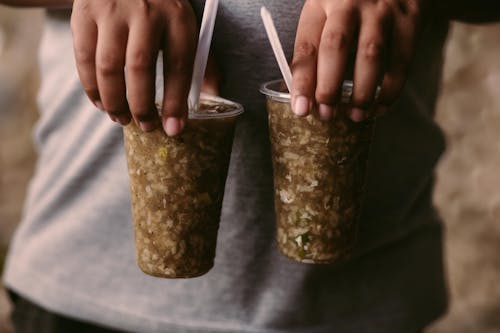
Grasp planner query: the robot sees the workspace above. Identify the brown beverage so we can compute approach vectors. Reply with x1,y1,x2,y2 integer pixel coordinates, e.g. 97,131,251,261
123,95,243,278
260,80,375,264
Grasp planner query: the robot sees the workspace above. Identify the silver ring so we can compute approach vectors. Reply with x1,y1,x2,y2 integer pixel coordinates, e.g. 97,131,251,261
340,80,381,104
340,80,353,104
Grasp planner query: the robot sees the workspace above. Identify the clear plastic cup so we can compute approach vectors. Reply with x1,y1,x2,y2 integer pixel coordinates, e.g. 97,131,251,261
124,94,243,278
260,80,375,264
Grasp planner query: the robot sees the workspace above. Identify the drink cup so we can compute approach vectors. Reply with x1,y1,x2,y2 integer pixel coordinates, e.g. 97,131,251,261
260,80,375,264
124,94,243,278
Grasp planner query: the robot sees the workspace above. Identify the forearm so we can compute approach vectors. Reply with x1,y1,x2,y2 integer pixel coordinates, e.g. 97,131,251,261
436,2,500,23
0,0,72,8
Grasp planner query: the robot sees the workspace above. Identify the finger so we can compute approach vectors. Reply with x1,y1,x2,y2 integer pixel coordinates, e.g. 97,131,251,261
315,7,357,121
125,20,160,132
350,107,366,122
291,1,326,117
95,20,131,125
71,10,102,110
201,53,220,96
378,15,417,109
352,7,390,111
161,3,197,136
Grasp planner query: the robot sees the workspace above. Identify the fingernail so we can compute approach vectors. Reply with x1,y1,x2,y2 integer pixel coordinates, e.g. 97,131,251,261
139,121,156,132
293,96,310,116
163,117,182,137
350,108,365,122
318,104,334,121
95,101,104,111
118,115,131,126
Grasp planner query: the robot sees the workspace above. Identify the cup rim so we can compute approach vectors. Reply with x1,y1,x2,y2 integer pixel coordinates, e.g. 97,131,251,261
259,79,291,103
188,93,244,119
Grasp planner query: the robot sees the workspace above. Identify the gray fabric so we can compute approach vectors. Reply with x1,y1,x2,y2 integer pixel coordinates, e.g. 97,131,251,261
4,2,449,332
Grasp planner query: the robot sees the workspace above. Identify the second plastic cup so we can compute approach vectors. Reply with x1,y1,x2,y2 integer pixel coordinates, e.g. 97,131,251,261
123,95,243,278
260,80,374,264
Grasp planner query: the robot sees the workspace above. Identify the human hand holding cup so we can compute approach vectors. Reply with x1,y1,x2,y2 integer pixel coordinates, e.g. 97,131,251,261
123,0,244,278
261,6,384,263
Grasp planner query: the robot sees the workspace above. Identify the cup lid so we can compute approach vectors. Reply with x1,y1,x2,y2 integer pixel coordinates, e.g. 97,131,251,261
259,80,291,103
261,79,383,105
188,93,244,119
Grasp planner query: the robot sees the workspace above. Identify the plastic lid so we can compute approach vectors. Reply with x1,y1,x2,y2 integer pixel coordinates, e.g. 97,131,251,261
188,93,244,119
259,79,291,103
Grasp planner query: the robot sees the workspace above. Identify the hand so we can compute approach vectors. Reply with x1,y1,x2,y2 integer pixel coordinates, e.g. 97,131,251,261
71,0,197,136
291,0,427,121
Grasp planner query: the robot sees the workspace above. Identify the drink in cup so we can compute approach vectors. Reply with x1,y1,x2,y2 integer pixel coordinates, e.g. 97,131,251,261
123,95,243,278
260,80,375,264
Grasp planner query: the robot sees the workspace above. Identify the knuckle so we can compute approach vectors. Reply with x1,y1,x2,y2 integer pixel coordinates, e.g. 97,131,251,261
321,30,349,52
169,0,195,22
97,54,123,76
361,40,383,61
404,0,421,16
377,1,392,17
70,4,93,34
74,47,94,65
102,0,118,14
71,0,91,16
294,42,318,59
135,0,152,15
393,0,421,17
394,0,409,14
127,50,155,73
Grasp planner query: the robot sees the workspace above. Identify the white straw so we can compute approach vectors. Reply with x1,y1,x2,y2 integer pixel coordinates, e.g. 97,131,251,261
188,0,219,111
260,6,292,93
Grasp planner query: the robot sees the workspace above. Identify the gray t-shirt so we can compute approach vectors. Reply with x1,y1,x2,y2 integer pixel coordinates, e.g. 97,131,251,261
4,2,449,332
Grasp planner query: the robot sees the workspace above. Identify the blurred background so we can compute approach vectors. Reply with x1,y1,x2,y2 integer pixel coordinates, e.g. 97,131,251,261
0,6,499,333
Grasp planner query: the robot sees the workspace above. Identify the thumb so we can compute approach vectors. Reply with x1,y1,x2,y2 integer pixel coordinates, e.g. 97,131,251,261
201,53,220,96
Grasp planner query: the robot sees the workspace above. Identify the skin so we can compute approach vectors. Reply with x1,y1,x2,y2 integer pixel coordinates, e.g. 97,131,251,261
291,0,430,122
1,0,499,132
3,0,219,137
70,0,199,136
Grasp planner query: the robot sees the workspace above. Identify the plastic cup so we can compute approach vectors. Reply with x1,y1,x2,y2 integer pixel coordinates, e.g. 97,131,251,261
260,80,375,264
123,95,243,278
